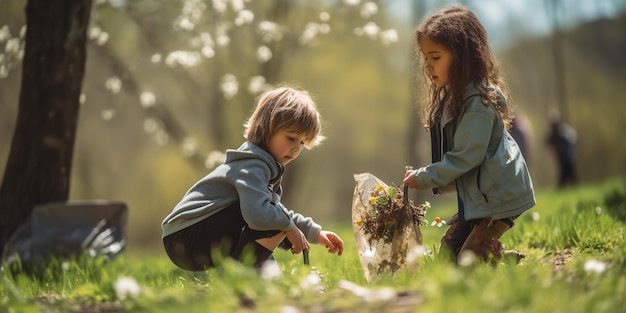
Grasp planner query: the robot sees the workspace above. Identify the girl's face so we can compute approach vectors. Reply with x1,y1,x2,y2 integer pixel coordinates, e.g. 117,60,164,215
418,35,453,88
267,129,306,165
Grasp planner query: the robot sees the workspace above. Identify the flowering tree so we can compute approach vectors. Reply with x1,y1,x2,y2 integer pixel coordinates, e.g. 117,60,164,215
84,0,398,168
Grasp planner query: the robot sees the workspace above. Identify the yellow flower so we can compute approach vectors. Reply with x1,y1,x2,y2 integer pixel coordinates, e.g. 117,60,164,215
376,185,384,191
369,197,376,204
431,216,447,227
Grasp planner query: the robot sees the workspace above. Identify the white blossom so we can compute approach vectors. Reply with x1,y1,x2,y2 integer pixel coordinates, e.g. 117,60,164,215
101,108,116,121
165,50,201,68
248,75,268,94
212,0,227,13
143,118,159,134
380,29,398,46
319,12,330,22
140,92,156,108
235,10,254,25
205,150,226,169
150,54,162,63
182,137,198,157
5,38,20,55
257,21,283,42
105,76,122,94
231,0,245,12
0,25,11,43
201,46,215,58
220,73,239,99
256,46,272,62
360,2,378,18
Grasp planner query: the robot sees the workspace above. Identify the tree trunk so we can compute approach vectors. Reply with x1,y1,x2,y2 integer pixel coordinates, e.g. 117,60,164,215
0,0,92,253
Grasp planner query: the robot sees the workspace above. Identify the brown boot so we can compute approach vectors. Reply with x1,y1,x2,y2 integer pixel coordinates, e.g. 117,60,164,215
458,218,510,264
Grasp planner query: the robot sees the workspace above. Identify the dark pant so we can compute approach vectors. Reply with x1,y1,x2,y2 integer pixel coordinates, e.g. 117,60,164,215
163,203,280,271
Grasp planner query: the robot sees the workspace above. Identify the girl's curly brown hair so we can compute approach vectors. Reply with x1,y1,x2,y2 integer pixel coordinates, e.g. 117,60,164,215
415,5,514,130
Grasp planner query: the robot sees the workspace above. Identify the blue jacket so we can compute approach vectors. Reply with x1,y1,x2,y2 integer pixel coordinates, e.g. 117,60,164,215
414,83,535,221
162,141,321,242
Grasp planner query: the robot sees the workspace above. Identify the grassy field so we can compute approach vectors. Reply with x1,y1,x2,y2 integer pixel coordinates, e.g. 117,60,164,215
2,179,626,312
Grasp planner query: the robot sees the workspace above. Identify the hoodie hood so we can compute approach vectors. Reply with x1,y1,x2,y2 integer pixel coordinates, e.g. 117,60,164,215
225,141,284,183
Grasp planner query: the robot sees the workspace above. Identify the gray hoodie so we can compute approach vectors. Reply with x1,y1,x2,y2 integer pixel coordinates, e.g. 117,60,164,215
162,141,321,243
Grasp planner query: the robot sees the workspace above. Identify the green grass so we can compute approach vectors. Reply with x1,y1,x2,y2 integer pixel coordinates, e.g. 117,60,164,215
2,179,626,312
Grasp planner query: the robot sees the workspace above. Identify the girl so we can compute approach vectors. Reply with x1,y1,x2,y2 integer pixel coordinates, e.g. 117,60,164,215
403,5,535,264
162,86,344,271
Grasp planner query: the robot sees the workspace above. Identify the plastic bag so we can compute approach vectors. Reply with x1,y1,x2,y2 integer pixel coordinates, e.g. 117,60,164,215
1,200,128,271
352,173,427,281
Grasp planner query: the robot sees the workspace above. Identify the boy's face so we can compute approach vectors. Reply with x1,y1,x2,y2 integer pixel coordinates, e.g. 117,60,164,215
268,129,306,165
418,35,452,88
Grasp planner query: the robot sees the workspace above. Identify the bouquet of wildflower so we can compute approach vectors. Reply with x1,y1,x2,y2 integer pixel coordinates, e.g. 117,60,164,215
352,173,430,280
358,184,428,245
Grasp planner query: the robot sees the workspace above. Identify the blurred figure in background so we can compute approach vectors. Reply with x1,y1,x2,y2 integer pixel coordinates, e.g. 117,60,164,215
546,110,578,188
509,113,533,165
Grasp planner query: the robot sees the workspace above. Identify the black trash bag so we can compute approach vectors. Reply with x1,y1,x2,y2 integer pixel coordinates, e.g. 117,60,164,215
1,200,128,271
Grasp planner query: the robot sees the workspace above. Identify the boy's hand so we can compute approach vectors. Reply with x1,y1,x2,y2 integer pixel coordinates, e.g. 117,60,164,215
286,227,309,254
317,230,344,256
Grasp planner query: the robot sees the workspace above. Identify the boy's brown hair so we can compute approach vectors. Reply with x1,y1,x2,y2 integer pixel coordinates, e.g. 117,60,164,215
244,86,324,150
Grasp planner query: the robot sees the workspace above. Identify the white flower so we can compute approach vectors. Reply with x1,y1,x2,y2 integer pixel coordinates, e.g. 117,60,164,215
594,206,602,215
114,276,141,300
406,245,429,266
584,259,607,274
280,305,299,313
531,212,541,221
338,280,396,303
260,261,283,280
300,272,323,292
430,216,447,227
458,251,477,267
423,201,432,210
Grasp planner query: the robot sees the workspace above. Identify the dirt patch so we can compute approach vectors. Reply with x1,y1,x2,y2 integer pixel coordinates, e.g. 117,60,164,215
551,248,574,273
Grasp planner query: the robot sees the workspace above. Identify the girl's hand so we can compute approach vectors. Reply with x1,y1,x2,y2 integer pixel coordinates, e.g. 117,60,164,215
286,227,309,254
403,169,420,190
317,230,344,256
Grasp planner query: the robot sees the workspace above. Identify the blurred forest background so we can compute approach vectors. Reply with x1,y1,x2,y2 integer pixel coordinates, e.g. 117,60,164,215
1,0,625,252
